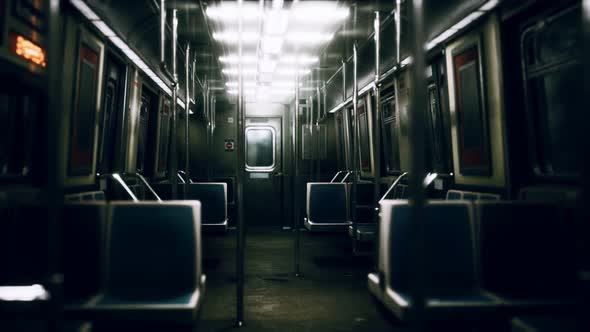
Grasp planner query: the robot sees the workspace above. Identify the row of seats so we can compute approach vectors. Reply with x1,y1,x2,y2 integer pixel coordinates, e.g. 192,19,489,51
368,199,579,322
1,200,206,327
152,182,228,231
446,189,500,201
66,177,229,231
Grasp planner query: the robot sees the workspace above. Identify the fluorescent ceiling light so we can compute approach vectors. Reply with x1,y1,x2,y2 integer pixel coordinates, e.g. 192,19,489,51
261,36,283,54
219,54,258,64
281,55,318,65
212,31,260,44
291,3,348,23
479,0,499,11
0,284,49,301
70,0,99,20
259,58,278,73
285,32,333,44
222,68,258,76
206,4,262,22
275,68,312,76
264,11,289,35
92,20,116,37
225,81,257,88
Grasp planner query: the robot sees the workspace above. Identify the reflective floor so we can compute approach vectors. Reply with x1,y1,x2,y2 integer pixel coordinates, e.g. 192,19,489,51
199,228,397,332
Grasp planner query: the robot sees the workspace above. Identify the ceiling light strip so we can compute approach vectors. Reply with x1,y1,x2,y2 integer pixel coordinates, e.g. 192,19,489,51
425,0,499,51
70,0,182,106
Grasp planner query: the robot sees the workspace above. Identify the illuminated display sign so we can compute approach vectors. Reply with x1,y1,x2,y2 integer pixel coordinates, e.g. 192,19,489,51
11,33,46,67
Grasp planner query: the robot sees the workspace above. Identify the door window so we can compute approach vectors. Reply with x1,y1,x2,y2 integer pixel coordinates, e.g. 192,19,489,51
246,127,275,171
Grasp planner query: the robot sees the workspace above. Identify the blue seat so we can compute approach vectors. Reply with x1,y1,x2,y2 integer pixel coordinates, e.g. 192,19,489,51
445,190,463,200
67,201,205,325
304,183,349,232
185,182,228,232
369,200,502,321
474,201,579,313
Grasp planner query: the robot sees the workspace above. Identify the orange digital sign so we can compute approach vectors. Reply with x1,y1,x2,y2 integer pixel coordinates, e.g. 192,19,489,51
12,33,46,67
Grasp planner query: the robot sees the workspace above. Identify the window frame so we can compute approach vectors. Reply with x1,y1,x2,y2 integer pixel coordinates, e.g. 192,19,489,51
245,125,276,172
520,4,581,180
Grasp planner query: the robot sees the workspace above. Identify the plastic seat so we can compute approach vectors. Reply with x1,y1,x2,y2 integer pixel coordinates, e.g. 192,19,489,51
62,202,108,303
369,200,502,321
185,183,228,232
304,183,349,232
474,201,579,314
67,201,205,325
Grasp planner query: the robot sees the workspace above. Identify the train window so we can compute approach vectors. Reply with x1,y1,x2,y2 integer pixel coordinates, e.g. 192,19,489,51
335,111,346,169
157,98,171,175
426,60,451,174
381,86,401,174
0,90,38,180
97,56,124,174
246,127,275,170
358,97,372,175
68,43,99,176
136,89,153,173
452,40,491,176
522,6,581,177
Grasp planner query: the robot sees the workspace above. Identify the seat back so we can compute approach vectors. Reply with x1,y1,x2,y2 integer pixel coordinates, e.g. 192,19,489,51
62,202,107,301
0,203,48,285
381,200,477,297
65,190,106,202
446,189,500,201
185,183,227,224
306,183,348,223
105,201,201,300
474,201,578,297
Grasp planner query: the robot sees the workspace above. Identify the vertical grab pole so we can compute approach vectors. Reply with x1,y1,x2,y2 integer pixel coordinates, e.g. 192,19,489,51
236,0,245,326
372,12,382,244
408,0,427,331
316,83,322,181
170,9,179,199
184,43,190,194
351,44,359,253
47,1,64,331
294,70,301,277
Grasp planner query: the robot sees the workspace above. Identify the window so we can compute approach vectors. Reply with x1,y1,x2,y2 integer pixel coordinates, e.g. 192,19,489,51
136,91,152,173
335,111,346,170
425,60,451,174
69,42,99,176
381,85,401,174
157,98,170,174
0,90,38,180
452,39,491,176
358,97,372,175
246,127,275,170
522,5,581,177
97,57,124,174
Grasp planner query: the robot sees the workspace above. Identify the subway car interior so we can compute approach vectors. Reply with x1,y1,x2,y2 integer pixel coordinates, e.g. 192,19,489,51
1,0,589,331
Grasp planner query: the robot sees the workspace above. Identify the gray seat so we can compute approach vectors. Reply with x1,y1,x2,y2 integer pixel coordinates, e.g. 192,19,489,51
67,201,205,325
369,200,502,321
185,183,228,232
304,182,350,232
474,201,579,313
